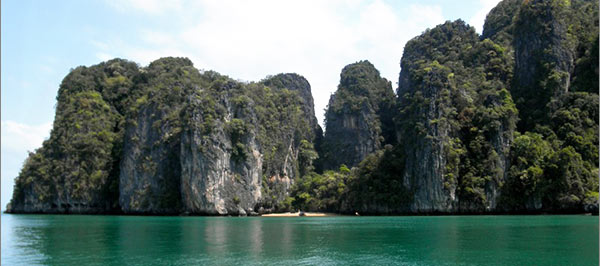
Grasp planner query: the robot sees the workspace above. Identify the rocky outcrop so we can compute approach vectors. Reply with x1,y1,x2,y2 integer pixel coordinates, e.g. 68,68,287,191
262,73,324,166
396,20,517,213
7,59,139,214
321,60,395,170
180,87,262,215
511,0,576,131
323,98,382,169
118,58,193,214
262,73,321,136
255,74,322,211
118,63,322,215
118,100,184,214
481,0,523,46
7,0,597,215
508,0,598,132
7,56,321,215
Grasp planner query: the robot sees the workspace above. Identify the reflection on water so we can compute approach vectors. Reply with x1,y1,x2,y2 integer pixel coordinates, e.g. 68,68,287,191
1,214,598,265
249,218,262,257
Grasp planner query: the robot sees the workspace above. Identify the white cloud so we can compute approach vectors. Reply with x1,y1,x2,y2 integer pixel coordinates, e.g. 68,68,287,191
101,0,446,126
96,52,114,62
1,120,52,154
105,0,184,15
469,0,502,34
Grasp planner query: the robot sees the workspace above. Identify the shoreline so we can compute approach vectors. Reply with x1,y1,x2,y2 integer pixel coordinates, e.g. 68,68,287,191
3,210,598,217
260,212,340,217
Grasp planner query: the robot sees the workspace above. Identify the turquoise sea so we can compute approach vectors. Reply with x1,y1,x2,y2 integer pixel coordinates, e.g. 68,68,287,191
1,214,598,265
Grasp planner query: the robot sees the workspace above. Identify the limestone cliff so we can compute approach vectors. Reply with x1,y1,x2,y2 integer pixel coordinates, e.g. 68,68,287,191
258,74,323,210
8,58,320,215
511,0,598,131
118,63,321,214
395,20,517,213
179,82,262,215
7,59,140,213
481,0,523,47
7,0,597,215
321,61,395,170
118,58,193,214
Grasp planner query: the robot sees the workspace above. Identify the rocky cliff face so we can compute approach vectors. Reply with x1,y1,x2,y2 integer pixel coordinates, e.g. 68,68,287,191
119,63,321,215
7,59,140,214
262,73,324,171
7,0,597,215
262,73,322,136
396,20,517,213
491,0,599,213
510,0,598,131
254,74,321,211
179,83,262,215
8,57,320,215
118,58,193,214
321,61,395,170
389,0,597,213
481,0,523,46
511,0,574,131
322,97,381,170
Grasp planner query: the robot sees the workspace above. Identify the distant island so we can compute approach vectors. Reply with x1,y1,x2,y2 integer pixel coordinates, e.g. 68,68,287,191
7,0,598,215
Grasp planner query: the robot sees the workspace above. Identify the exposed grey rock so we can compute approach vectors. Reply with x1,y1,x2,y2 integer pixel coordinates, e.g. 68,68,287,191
511,0,576,131
7,59,139,214
321,60,395,170
119,102,182,214
180,90,262,215
322,99,381,170
117,68,321,215
257,74,323,211
397,69,457,213
395,20,517,213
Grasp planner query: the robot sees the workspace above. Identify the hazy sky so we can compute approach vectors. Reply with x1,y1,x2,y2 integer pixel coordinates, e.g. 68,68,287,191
1,0,501,210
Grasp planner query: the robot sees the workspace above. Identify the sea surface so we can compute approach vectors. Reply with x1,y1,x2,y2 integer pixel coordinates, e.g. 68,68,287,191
1,214,598,265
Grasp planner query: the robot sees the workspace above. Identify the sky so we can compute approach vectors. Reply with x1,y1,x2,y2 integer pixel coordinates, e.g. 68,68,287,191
1,0,501,210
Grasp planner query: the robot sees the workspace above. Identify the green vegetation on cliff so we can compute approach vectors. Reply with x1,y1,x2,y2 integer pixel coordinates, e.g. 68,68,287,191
394,20,519,211
7,0,598,215
291,0,597,214
321,60,395,170
9,58,320,214
10,59,139,212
